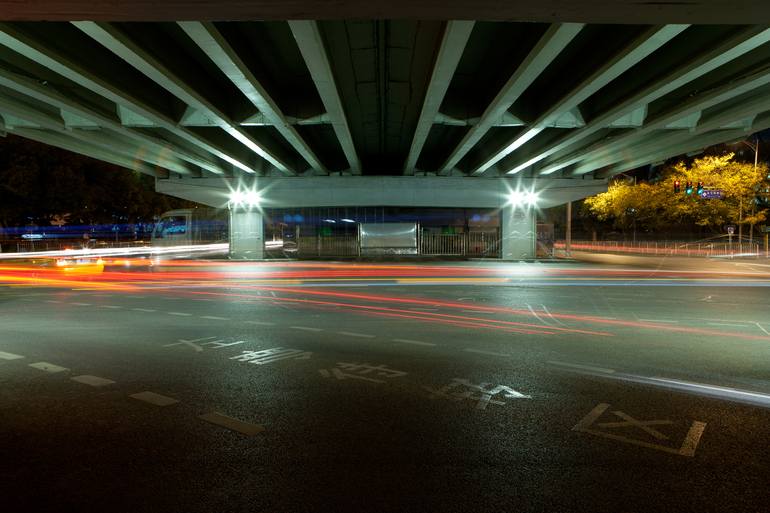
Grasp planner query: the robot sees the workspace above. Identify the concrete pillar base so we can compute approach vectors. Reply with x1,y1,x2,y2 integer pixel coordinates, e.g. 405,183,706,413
501,205,535,260
229,209,263,260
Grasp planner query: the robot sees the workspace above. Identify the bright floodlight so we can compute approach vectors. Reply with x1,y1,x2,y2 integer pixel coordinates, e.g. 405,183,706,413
229,188,261,208
244,190,261,206
507,189,539,207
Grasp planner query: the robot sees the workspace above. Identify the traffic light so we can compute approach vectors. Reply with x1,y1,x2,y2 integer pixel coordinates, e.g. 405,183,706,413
674,180,681,193
685,181,693,195
697,182,704,195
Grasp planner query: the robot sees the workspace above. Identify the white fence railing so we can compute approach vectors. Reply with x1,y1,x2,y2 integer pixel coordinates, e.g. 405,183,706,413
297,235,359,257
555,240,763,258
420,233,465,255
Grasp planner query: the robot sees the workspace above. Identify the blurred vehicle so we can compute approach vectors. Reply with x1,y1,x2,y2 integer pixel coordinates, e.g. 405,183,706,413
151,208,228,247
54,252,105,274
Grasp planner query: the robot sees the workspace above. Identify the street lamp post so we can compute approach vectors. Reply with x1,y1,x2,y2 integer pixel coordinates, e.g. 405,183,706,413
735,136,760,246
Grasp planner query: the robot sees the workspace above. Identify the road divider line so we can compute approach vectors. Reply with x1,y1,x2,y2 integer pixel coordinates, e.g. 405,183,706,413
291,326,323,332
638,319,679,324
337,331,375,338
199,412,264,436
71,375,115,387
167,312,192,317
464,348,509,357
130,391,179,406
201,315,230,321
708,322,748,328
393,338,436,347
548,360,615,374
28,362,68,373
0,351,24,360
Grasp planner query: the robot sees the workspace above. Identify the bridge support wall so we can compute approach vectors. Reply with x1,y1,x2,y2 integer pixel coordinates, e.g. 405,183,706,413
229,209,263,260
501,206,536,260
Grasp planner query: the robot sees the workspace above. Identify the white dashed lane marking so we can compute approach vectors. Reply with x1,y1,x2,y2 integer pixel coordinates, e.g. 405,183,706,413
392,338,436,347
99,305,123,309
167,312,192,317
71,375,115,387
28,362,69,373
463,348,509,357
199,412,265,436
44,300,61,304
337,331,375,339
72,302,91,306
291,326,323,332
200,315,230,321
130,391,179,406
0,351,24,360
132,308,157,312
246,320,275,326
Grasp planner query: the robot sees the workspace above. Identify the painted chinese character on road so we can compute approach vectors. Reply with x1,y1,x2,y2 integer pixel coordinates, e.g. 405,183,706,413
164,336,245,352
230,347,312,365
424,378,531,409
319,362,407,383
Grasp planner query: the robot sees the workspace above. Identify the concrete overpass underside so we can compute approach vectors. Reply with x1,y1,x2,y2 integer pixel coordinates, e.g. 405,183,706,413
1,12,770,257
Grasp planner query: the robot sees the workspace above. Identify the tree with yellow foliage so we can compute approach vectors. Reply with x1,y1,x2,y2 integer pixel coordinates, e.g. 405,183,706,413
584,153,769,237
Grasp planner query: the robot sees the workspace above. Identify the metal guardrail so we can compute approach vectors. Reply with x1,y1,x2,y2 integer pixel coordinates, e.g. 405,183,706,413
294,231,502,258
420,233,465,255
420,231,502,257
555,240,764,258
297,235,359,257
467,231,500,257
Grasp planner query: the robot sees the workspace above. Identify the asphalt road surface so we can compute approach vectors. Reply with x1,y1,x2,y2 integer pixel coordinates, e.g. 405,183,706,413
1,259,770,512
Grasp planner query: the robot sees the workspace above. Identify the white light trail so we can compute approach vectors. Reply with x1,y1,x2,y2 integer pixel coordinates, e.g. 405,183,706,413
0,243,229,261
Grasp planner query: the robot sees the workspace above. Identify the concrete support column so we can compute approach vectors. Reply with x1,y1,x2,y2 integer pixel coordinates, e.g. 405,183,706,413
229,208,263,260
501,205,536,260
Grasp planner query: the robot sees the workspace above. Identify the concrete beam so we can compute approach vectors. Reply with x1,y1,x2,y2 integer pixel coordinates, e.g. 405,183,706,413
156,175,607,210
608,127,758,176
10,127,164,177
289,20,361,174
0,66,218,175
179,21,326,174
0,88,193,175
473,25,687,176
570,68,770,175
573,87,770,175
523,26,770,176
0,23,238,175
72,21,294,176
439,23,584,175
2,1,769,24
404,20,474,174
